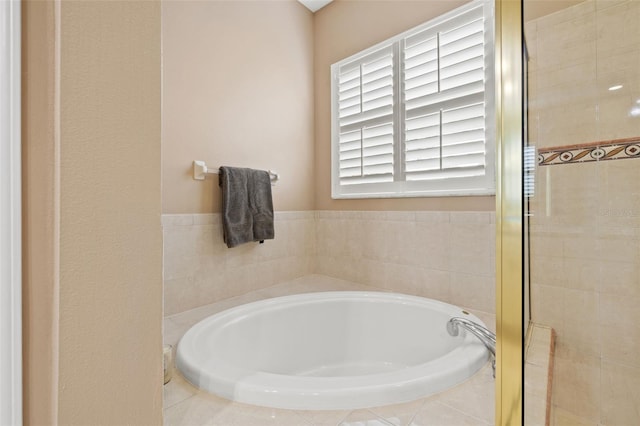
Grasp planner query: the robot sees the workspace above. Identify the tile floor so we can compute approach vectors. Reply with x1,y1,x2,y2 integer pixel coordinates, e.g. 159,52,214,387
163,275,496,426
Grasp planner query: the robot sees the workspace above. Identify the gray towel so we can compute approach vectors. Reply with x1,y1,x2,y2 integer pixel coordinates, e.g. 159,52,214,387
219,166,274,248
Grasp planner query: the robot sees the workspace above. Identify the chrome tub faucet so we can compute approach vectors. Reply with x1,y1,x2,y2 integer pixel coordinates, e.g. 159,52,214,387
447,317,496,378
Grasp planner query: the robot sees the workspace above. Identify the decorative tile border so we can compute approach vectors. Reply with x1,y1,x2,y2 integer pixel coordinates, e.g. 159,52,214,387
537,137,640,166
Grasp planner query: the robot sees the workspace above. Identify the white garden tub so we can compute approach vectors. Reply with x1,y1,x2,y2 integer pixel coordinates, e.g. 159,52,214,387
176,291,489,410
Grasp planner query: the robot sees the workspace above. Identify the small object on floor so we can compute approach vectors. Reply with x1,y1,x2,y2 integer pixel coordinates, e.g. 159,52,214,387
164,344,173,384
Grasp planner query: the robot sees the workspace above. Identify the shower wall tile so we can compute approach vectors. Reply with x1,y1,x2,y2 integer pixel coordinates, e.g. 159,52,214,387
552,348,601,422
600,360,640,425
163,212,316,315
536,61,596,91
596,0,640,53
596,260,640,297
596,0,631,11
536,0,595,29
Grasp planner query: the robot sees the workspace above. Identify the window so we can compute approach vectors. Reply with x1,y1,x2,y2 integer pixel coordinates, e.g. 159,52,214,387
331,1,495,199
524,145,536,199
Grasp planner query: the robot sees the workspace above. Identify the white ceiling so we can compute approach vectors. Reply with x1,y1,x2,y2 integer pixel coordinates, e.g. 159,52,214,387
298,0,333,13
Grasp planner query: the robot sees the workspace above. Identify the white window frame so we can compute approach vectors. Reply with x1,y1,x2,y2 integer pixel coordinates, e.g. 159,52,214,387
331,0,495,199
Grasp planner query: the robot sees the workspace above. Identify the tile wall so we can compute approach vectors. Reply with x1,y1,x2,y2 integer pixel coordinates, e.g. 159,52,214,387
527,0,640,424
163,210,496,316
163,211,316,315
315,211,496,314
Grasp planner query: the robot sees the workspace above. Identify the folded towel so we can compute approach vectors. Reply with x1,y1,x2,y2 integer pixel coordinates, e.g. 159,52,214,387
219,166,274,248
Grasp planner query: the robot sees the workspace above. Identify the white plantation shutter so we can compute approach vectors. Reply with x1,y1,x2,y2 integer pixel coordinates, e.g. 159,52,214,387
336,46,396,186
403,5,487,183
331,0,494,199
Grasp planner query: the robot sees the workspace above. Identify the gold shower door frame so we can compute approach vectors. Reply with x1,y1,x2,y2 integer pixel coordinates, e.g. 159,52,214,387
495,0,523,424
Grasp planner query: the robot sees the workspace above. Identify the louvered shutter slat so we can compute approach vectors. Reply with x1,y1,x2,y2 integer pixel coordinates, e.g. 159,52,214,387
406,165,484,181
406,158,441,172
405,71,439,93
340,166,362,178
339,77,360,94
339,149,361,161
440,43,483,69
440,68,484,92
442,152,485,169
362,64,392,83
440,55,484,81
339,95,360,111
440,29,483,57
405,60,439,80
406,147,441,162
442,140,485,158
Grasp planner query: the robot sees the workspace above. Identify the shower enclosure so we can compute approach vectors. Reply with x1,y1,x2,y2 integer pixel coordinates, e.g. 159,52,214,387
525,0,640,424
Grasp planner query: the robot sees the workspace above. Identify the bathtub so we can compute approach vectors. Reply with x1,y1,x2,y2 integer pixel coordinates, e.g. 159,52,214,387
176,291,490,410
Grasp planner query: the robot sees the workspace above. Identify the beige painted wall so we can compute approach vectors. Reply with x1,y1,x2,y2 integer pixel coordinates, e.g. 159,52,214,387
162,0,315,214
313,0,495,211
22,1,58,424
23,0,164,424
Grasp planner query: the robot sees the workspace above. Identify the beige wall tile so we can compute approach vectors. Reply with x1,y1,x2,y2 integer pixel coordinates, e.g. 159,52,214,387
597,92,640,141
535,0,595,30
561,258,599,292
596,0,640,55
537,102,598,148
530,255,565,287
537,60,596,91
600,327,640,371
600,360,640,425
525,363,548,399
411,221,451,270
531,284,564,330
164,213,316,315
358,259,388,289
450,273,494,314
417,269,452,304
596,235,639,262
552,405,599,426
524,393,546,426
530,233,564,259
552,351,601,421
562,235,600,260
165,210,495,316
596,260,640,297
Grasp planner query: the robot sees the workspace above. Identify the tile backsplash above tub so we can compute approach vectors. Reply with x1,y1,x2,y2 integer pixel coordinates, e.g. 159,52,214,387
163,211,496,316
163,212,316,315
315,210,496,313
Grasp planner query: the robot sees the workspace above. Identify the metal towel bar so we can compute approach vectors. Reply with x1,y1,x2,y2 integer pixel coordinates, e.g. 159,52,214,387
192,160,279,185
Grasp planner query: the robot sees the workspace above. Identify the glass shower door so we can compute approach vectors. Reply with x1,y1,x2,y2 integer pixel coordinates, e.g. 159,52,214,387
525,0,640,424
